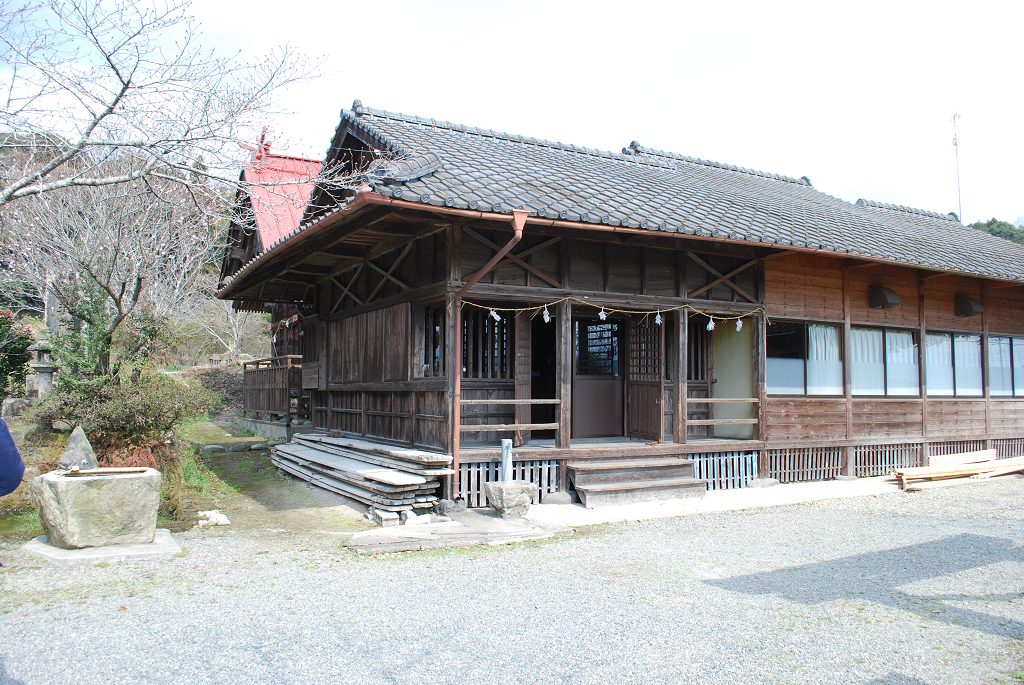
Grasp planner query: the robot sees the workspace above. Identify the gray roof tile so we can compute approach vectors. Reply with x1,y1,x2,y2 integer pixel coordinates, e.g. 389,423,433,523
301,105,1024,282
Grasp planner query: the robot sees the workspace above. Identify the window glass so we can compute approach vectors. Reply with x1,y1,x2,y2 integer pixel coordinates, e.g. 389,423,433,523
806,324,843,395
576,321,619,376
766,322,804,394
885,330,919,396
989,336,1013,396
851,328,885,395
925,333,954,396
953,334,983,396
1015,338,1024,396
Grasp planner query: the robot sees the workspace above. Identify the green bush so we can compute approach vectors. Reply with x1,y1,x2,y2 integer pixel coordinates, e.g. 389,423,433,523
0,310,32,398
31,370,215,444
185,366,244,408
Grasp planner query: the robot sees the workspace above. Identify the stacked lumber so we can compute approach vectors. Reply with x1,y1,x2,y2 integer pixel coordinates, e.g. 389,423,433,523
271,434,454,513
893,450,1024,490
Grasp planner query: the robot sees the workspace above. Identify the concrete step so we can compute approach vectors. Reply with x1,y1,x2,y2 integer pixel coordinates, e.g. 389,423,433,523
575,477,708,508
567,458,695,487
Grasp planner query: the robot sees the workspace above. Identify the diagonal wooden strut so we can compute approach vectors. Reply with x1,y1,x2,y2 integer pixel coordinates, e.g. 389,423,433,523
365,243,413,302
463,228,561,288
687,253,758,303
330,263,364,313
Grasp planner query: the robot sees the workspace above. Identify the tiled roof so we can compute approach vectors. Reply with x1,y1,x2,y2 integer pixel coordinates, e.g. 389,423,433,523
242,152,322,248
309,104,1024,282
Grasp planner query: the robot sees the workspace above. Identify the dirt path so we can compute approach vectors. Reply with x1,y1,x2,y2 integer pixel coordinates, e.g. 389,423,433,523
175,421,375,535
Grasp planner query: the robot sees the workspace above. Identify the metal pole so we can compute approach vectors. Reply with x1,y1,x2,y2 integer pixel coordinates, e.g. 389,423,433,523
500,438,513,481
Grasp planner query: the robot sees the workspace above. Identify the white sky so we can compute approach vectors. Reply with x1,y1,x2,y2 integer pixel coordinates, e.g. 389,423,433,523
190,0,1023,225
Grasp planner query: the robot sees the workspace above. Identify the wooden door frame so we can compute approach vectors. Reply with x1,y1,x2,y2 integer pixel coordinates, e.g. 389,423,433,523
625,315,665,441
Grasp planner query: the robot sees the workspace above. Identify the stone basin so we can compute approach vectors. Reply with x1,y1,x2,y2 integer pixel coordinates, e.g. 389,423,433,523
30,468,162,549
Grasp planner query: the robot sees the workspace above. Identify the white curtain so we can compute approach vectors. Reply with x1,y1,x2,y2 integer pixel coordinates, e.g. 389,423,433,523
926,333,954,396
989,336,1013,396
767,358,804,394
807,324,842,395
885,330,919,396
851,328,884,395
1014,338,1024,396
954,334,983,396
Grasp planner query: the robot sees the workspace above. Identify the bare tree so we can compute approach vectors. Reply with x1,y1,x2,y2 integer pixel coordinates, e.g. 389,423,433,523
176,274,266,365
0,158,217,372
0,0,318,208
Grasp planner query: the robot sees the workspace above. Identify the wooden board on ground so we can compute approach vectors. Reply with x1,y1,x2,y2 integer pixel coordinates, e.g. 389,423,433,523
894,456,1024,490
927,449,997,467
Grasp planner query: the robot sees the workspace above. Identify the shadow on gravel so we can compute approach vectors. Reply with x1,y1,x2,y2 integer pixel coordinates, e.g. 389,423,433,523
863,675,931,685
0,657,25,685
710,533,1024,639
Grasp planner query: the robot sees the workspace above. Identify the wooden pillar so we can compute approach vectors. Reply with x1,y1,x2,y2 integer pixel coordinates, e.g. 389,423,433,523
753,311,768,477
555,299,572,449
753,312,767,442
673,310,688,444
843,269,854,476
982,286,991,448
919,278,930,465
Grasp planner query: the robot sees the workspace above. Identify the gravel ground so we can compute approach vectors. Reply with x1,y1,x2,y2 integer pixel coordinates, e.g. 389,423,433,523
1,478,1022,685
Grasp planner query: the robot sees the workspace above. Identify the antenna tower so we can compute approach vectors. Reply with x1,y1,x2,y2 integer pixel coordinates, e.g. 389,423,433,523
951,113,963,221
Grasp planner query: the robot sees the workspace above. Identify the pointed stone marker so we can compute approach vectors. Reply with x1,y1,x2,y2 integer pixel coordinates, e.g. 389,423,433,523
59,426,98,470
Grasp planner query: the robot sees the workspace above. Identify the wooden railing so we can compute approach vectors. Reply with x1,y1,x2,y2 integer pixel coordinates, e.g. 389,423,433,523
243,355,304,425
458,399,561,432
685,398,760,426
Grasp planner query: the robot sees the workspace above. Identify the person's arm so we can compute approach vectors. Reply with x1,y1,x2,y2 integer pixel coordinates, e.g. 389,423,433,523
0,418,26,497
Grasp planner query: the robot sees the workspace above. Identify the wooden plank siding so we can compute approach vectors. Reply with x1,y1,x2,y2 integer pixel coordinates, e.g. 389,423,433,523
235,206,1024,487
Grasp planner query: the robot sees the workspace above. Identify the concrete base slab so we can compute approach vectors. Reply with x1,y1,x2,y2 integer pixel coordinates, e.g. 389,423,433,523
21,529,181,566
345,507,568,553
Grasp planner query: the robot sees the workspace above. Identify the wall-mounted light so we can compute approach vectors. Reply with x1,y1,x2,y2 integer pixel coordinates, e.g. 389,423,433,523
869,286,901,309
954,294,983,317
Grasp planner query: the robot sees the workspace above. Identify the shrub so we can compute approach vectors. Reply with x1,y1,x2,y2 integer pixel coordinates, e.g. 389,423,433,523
0,310,32,398
31,369,215,444
185,366,244,409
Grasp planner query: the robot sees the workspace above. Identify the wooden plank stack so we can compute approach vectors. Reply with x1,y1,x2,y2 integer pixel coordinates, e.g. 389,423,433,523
893,450,1024,490
271,434,454,514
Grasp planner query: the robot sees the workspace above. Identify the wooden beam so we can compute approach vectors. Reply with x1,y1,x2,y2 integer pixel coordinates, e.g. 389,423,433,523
686,252,758,303
462,282,766,314
556,299,572,449
463,227,562,288
843,269,853,476
674,309,687,444
331,264,364,313
365,243,413,302
688,259,759,299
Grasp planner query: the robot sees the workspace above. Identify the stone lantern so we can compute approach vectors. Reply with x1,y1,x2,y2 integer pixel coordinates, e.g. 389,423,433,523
27,340,55,397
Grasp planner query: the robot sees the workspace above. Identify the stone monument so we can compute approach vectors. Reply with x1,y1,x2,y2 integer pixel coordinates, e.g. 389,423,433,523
483,439,537,519
30,428,161,548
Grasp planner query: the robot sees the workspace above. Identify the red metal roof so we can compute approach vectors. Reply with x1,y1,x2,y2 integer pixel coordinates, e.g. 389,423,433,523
241,151,322,249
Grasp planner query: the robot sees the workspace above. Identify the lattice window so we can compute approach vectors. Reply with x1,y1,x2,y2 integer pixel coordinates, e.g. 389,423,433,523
422,307,445,377
575,321,620,376
629,319,661,382
688,321,708,382
462,310,512,379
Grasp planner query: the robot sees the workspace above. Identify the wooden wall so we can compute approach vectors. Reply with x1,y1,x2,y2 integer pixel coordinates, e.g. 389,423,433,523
327,303,411,384
312,389,447,451
764,252,1024,447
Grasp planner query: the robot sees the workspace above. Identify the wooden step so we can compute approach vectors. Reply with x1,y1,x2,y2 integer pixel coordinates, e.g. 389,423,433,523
575,477,708,508
568,458,695,486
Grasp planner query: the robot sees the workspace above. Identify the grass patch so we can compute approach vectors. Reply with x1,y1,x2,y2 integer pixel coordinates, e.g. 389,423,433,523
0,509,43,543
180,451,213,494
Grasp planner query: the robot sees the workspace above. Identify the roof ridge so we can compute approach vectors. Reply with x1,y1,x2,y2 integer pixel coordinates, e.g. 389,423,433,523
855,198,957,222
628,144,808,186
257,152,321,164
347,105,807,186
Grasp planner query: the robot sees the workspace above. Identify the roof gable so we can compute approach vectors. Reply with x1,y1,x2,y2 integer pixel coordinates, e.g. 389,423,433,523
242,152,322,248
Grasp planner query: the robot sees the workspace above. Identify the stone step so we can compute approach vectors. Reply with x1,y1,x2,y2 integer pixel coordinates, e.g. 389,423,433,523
575,477,708,509
567,458,695,487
